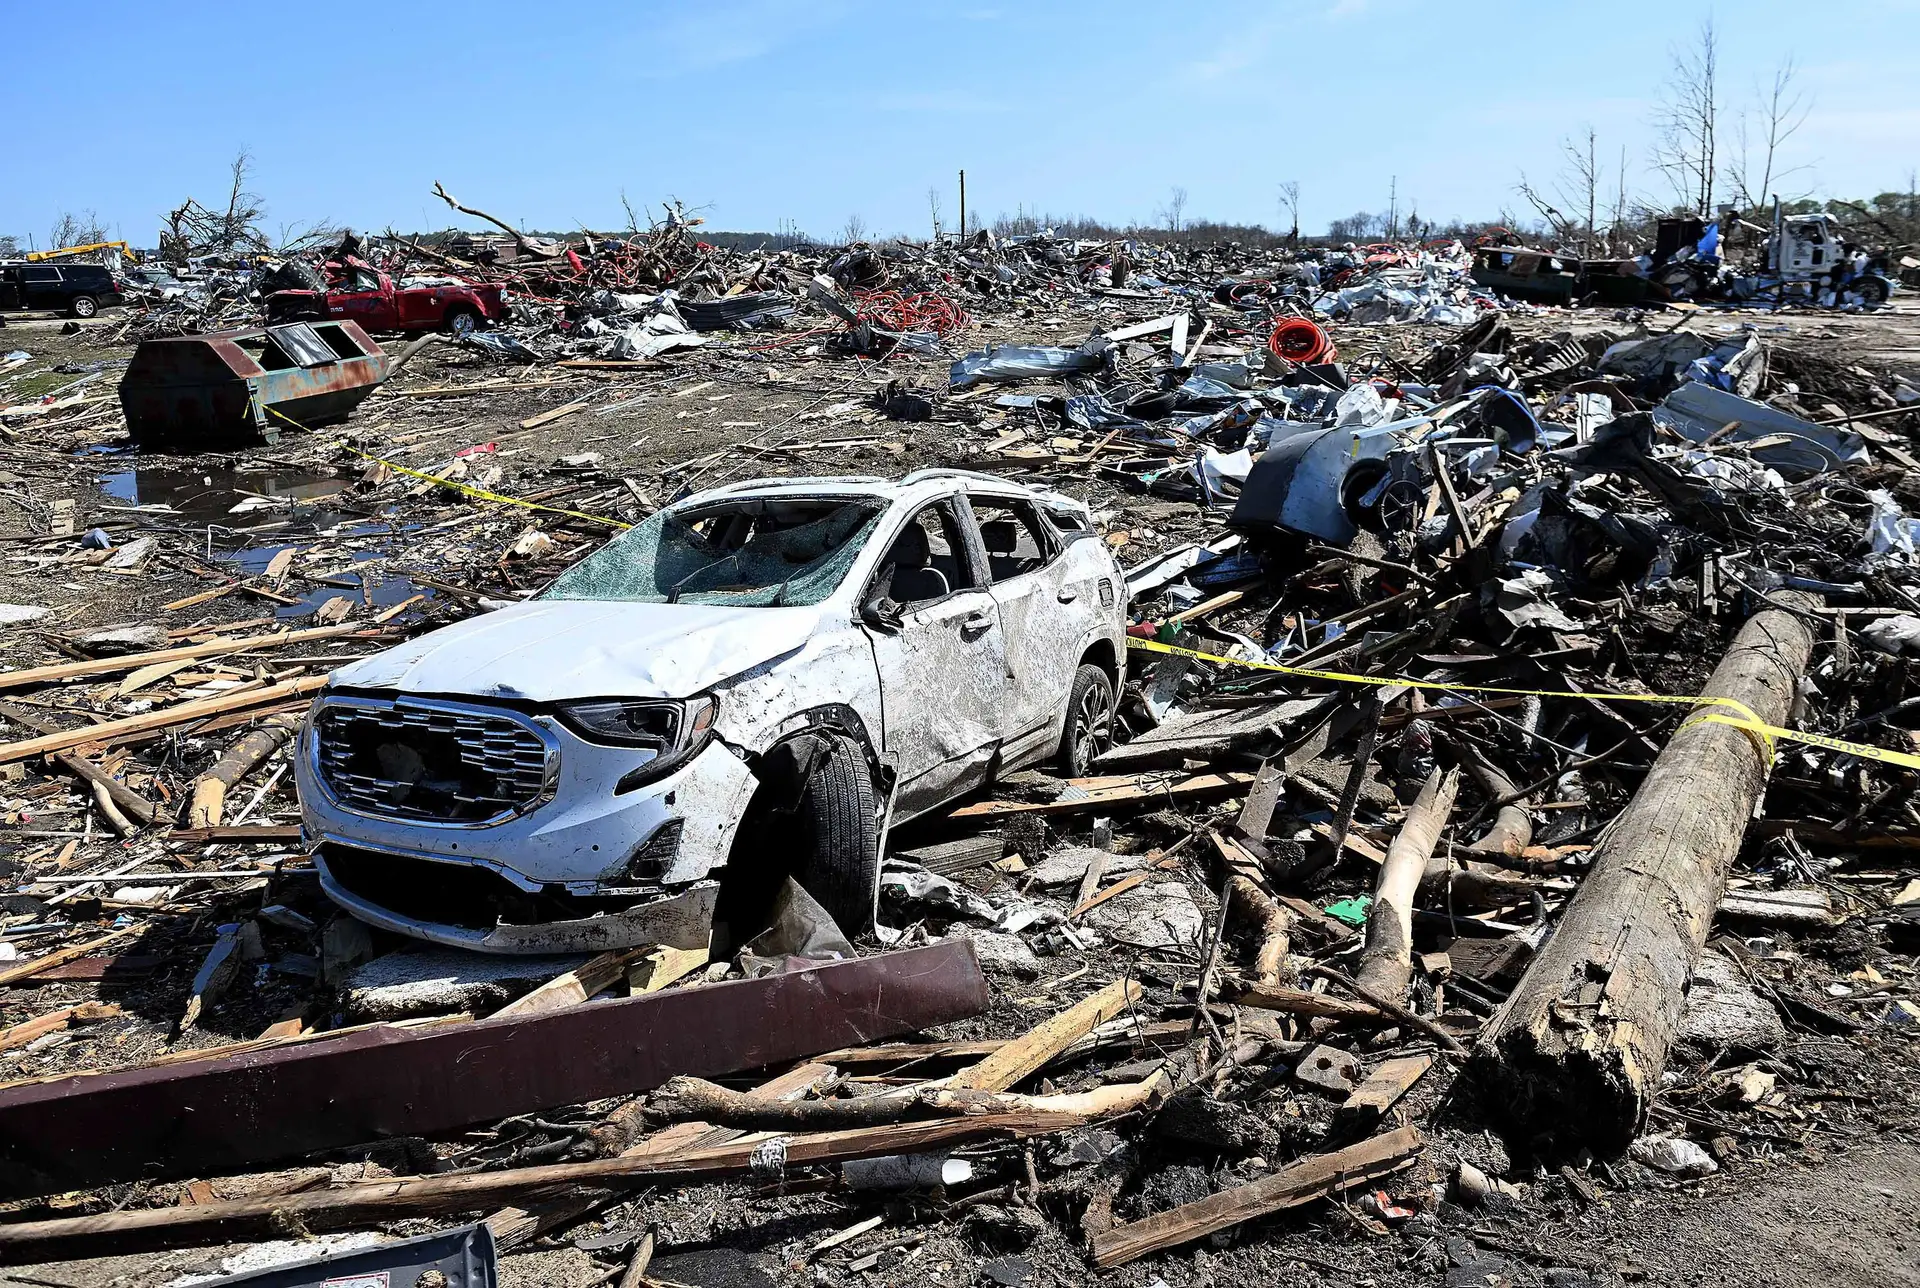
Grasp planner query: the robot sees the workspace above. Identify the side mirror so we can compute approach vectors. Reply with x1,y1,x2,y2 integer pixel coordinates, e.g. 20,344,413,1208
860,599,902,635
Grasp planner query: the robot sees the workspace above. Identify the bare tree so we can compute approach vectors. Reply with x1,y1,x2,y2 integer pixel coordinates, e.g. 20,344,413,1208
1610,146,1631,253
1157,186,1188,235
0,235,19,258
48,210,109,250
1728,57,1811,211
161,151,270,261
926,187,943,243
1514,173,1576,247
1653,18,1721,216
274,219,346,252
1551,127,1603,255
1278,180,1300,244
840,213,868,244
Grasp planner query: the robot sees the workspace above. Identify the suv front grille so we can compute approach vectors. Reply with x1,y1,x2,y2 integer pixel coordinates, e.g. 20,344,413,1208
313,698,554,823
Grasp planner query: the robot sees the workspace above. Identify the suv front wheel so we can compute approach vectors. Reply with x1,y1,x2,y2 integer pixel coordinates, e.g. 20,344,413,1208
793,732,880,936
69,295,97,319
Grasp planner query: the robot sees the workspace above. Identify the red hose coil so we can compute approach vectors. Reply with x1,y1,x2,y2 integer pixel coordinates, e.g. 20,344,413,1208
1268,317,1335,364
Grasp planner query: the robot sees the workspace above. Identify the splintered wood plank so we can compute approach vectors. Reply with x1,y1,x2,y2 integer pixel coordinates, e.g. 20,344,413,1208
1337,1055,1433,1122
946,979,1142,1093
946,772,1253,820
1090,1127,1425,1266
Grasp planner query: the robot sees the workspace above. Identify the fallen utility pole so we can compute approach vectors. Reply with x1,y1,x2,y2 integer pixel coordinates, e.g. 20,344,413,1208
0,940,988,1200
1473,593,1819,1154
0,1110,1082,1263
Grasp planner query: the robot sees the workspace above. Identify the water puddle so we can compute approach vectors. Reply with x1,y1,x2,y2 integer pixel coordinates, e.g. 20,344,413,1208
97,461,350,520
92,456,435,624
278,568,436,621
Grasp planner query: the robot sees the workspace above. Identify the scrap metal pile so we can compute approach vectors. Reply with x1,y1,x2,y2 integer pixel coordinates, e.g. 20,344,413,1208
0,225,1918,1288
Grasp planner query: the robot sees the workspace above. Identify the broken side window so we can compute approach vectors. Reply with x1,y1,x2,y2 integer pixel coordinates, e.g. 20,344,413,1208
542,496,884,607
967,496,1054,582
871,501,976,606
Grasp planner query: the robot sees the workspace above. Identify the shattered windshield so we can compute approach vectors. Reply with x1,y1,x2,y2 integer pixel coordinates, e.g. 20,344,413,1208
542,496,885,607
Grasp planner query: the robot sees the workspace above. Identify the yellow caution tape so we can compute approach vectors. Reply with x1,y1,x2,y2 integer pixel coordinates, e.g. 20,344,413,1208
264,405,631,529
1125,636,1920,773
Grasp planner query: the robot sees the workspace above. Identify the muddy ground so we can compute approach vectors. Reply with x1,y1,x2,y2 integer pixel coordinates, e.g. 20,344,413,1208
2,297,1919,1287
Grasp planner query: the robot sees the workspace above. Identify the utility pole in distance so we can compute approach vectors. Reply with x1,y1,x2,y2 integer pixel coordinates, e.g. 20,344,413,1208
959,170,967,242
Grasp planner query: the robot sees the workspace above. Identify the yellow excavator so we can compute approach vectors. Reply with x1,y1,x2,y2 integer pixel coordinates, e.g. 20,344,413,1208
24,240,136,263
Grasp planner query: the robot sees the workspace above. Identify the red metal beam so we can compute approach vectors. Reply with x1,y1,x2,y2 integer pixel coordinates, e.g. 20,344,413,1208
0,940,986,1199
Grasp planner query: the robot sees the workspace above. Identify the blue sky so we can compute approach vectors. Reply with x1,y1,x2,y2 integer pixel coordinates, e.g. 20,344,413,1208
3,0,1915,249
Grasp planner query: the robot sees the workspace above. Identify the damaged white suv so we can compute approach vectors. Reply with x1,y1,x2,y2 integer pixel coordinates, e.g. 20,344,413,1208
297,470,1126,953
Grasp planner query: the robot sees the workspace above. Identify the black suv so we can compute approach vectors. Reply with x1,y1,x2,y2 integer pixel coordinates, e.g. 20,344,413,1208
0,263,126,318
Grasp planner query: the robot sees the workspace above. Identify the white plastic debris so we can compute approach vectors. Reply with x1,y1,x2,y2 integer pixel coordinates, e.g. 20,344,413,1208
1629,1134,1718,1177
1860,615,1920,658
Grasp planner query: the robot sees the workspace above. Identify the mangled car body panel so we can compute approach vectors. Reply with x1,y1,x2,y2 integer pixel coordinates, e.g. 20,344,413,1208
298,470,1126,952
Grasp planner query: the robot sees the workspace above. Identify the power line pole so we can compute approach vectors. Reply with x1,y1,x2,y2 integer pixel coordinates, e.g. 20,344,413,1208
1387,176,1398,239
958,169,967,242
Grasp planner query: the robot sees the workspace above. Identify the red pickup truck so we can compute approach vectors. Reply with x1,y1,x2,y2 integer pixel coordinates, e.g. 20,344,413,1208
266,265,508,337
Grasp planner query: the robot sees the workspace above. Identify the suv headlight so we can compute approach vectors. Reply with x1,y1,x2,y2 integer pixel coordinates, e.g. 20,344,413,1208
555,696,718,789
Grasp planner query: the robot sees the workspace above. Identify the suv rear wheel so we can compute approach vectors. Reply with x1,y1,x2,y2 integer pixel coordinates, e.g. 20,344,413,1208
1058,662,1115,776
69,295,97,319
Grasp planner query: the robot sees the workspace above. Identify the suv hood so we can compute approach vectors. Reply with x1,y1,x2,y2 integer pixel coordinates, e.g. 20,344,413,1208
328,600,823,702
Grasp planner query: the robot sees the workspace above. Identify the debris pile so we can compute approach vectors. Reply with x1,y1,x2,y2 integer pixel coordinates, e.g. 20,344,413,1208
1,207,1918,1287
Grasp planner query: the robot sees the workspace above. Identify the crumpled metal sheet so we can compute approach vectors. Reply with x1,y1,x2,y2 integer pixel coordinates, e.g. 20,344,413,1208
949,338,1109,390
1652,382,1868,478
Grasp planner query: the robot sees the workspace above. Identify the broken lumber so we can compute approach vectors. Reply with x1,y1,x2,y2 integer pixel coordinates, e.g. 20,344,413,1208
185,713,300,828
1355,768,1458,1002
0,1002,120,1052
1473,594,1819,1154
946,771,1253,820
1090,1126,1424,1266
1337,1054,1432,1124
167,824,304,846
493,948,640,1018
0,701,163,826
946,978,1142,1092
0,624,362,692
0,924,142,989
1214,980,1387,1026
0,678,327,765
0,1110,1085,1261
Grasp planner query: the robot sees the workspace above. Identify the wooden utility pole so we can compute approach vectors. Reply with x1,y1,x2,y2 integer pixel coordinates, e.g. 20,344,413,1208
958,169,967,242
1473,593,1819,1154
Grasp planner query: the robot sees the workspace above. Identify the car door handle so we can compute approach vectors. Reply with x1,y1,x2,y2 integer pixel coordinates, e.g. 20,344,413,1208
1056,588,1079,603
960,613,995,638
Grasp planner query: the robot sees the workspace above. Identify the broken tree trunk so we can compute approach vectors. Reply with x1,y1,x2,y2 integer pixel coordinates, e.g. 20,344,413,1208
1226,875,1291,985
1460,743,1533,859
1354,768,1458,1002
186,713,299,828
1473,594,1819,1155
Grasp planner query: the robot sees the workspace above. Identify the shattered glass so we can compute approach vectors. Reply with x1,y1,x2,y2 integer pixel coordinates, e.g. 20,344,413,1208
543,497,884,607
